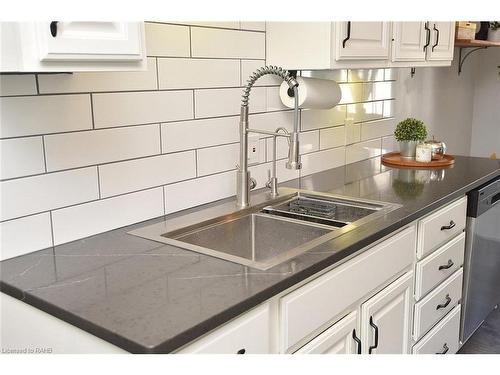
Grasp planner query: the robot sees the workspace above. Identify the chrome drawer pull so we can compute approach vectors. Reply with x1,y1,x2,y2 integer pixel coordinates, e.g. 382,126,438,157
436,343,449,354
436,294,452,310
440,220,456,231
438,259,454,271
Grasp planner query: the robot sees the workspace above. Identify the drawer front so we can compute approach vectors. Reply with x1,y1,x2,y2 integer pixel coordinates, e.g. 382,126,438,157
413,268,463,340
280,226,416,352
413,305,461,354
417,197,467,259
294,311,358,354
415,232,465,300
178,303,270,354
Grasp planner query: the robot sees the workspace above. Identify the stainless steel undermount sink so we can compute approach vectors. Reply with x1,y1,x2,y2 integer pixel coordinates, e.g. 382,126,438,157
129,190,401,270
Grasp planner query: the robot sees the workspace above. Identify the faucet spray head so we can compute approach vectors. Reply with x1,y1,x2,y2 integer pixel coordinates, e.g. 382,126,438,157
286,131,302,170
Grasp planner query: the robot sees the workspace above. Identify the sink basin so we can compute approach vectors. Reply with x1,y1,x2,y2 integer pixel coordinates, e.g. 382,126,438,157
129,190,401,270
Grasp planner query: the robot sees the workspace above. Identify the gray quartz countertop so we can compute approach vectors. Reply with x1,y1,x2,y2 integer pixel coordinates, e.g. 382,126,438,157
1,155,499,353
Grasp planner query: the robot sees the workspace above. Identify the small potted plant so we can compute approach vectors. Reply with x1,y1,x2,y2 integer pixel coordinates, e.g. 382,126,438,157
488,22,500,42
394,118,427,158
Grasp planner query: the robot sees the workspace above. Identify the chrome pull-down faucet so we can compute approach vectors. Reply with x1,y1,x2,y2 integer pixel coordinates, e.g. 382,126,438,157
236,66,301,208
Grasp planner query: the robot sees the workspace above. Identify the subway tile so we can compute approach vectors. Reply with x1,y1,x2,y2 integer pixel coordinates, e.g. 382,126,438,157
175,21,240,29
382,135,398,154
194,87,266,118
0,213,53,260
300,147,346,177
384,68,398,81
191,27,265,59
92,90,193,128
158,58,240,89
44,124,160,172
197,143,240,176
0,167,98,221
249,110,295,133
361,118,396,141
240,22,265,31
0,74,37,96
266,130,319,161
52,188,164,245
383,99,395,118
266,86,288,111
301,70,348,83
145,23,190,57
349,69,385,82
0,137,45,179
0,95,92,138
241,60,281,86
363,81,395,102
99,152,196,198
339,83,364,104
346,139,382,164
162,116,239,153
164,170,235,214
38,58,158,94
320,126,346,150
301,105,346,131
347,101,384,123
345,118,361,145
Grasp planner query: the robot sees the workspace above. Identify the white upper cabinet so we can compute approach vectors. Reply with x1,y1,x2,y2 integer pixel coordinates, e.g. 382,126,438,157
426,21,455,61
1,22,146,72
392,22,427,62
335,22,391,60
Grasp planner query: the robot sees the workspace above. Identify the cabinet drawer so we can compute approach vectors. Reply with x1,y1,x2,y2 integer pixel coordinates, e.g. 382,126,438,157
178,303,270,353
417,197,466,259
412,305,461,354
280,226,415,352
413,268,463,340
415,232,465,300
294,311,358,354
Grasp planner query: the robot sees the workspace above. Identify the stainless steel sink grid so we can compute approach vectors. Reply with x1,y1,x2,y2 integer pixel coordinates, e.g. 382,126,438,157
129,190,401,270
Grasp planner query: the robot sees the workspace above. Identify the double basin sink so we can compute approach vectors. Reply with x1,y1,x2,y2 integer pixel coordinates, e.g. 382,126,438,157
130,190,400,270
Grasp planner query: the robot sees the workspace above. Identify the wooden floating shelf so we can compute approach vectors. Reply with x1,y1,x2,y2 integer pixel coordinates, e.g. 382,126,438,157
455,39,500,48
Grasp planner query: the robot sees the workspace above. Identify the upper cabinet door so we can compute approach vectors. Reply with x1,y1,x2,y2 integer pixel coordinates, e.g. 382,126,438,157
392,22,427,62
35,22,144,61
335,22,391,60
360,271,413,354
426,22,455,61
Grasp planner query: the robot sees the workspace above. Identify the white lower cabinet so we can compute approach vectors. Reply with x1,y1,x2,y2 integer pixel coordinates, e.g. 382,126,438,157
360,271,413,354
295,311,359,354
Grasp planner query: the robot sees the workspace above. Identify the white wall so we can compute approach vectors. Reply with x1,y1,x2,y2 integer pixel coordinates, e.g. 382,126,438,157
0,21,398,259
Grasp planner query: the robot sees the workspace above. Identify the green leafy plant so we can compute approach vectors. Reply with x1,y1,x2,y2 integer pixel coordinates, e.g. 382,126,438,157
490,22,500,31
394,118,427,142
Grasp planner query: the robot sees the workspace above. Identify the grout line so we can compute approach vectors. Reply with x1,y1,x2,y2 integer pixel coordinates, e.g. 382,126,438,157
48,211,56,248
96,166,102,199
158,123,163,153
41,135,48,172
188,26,193,58
195,149,199,177
89,93,95,129
34,74,40,95
155,57,160,90
162,186,166,215
192,89,196,118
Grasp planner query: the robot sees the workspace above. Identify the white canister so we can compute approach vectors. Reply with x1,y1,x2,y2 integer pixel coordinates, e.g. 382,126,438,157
416,144,432,163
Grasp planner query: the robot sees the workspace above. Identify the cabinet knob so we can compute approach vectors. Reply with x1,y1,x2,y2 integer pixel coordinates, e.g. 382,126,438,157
50,21,58,37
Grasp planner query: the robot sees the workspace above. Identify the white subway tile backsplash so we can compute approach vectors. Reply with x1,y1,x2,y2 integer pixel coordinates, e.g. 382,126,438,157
194,87,266,118
99,152,196,198
145,23,190,57
382,135,398,154
176,21,241,29
196,143,240,176
346,138,382,164
240,22,265,31
339,83,363,104
0,137,45,179
92,90,193,128
320,126,346,150
363,81,395,102
300,147,346,177
347,101,384,123
191,27,265,59
0,75,37,96
361,118,396,141
0,167,98,221
162,116,239,153
345,118,361,145
301,106,346,131
52,188,164,245
248,110,295,133
0,213,53,260
383,99,395,118
384,68,398,81
0,95,92,138
44,124,160,171
349,69,385,82
158,58,240,89
164,170,235,214
38,58,158,94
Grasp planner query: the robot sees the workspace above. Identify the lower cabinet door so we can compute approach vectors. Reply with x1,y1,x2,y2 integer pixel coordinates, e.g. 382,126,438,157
360,271,413,354
295,311,359,354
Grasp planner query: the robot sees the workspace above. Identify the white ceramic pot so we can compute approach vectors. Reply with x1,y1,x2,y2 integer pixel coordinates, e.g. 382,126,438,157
488,29,500,42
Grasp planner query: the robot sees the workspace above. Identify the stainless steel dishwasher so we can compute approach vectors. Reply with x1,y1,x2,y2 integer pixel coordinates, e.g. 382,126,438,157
461,176,500,344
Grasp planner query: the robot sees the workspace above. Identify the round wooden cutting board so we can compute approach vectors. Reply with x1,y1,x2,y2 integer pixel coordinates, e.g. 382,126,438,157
382,152,455,168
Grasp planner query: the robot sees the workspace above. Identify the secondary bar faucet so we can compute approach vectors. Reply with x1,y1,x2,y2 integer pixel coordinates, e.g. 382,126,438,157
236,66,301,208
